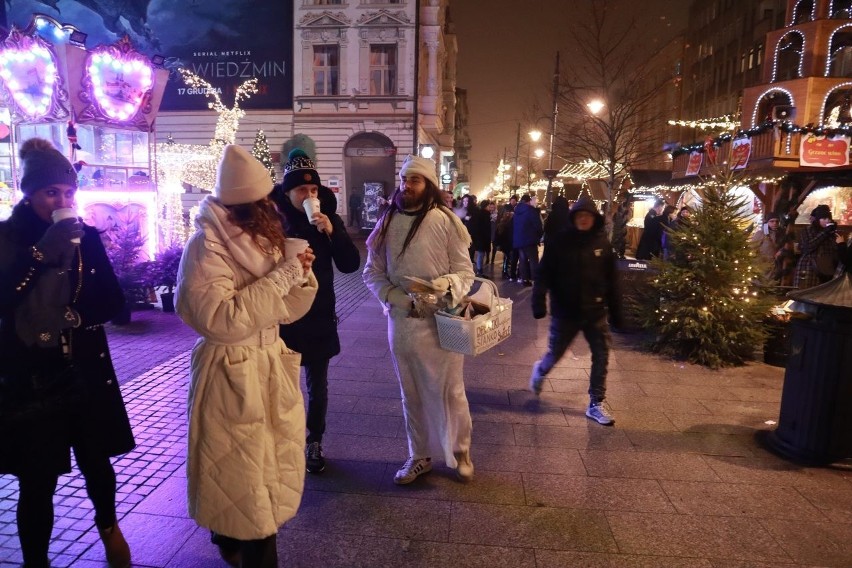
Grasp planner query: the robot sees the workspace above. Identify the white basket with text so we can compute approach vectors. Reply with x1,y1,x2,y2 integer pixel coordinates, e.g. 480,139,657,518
435,278,513,356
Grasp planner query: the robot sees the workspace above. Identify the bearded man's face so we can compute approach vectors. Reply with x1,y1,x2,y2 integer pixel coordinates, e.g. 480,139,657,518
397,174,428,211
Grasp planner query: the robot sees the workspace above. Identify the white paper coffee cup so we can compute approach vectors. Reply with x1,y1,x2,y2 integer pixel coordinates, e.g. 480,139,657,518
51,208,81,243
303,197,321,224
284,237,309,260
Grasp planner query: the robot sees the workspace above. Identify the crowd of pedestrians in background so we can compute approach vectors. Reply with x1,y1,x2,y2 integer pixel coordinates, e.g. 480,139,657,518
5,136,851,568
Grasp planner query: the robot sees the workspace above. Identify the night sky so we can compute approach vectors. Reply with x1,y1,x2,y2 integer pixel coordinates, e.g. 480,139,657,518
453,0,689,192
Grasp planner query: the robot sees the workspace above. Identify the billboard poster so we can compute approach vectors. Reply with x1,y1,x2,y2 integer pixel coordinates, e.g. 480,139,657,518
5,1,294,111
799,134,850,168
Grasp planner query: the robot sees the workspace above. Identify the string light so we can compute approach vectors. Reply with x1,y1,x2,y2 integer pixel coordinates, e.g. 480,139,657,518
559,159,625,180
667,115,738,130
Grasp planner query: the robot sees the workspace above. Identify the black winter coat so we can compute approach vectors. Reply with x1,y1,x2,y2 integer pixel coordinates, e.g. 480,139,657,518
532,205,622,325
513,201,543,248
635,210,663,260
495,212,514,251
0,203,135,476
470,208,492,252
271,185,361,363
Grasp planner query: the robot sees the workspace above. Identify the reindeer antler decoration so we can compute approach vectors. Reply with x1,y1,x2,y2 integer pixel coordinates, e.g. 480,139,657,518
177,68,258,146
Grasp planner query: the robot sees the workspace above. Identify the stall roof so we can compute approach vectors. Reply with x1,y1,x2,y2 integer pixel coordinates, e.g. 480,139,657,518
561,180,608,201
629,170,674,187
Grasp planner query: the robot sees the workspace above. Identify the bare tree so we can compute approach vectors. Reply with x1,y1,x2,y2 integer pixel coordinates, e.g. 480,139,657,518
546,0,672,225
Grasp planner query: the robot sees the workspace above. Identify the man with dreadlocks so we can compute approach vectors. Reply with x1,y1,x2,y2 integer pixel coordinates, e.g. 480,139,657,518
363,154,476,485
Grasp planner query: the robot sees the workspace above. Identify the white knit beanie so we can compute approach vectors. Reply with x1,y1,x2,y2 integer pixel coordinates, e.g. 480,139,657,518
399,154,439,188
214,144,273,205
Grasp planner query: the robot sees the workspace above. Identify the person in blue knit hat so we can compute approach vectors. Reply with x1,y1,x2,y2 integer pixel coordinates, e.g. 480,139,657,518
271,148,361,474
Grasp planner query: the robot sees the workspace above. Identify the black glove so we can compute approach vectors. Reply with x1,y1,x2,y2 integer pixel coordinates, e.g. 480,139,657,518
532,298,547,319
35,218,83,267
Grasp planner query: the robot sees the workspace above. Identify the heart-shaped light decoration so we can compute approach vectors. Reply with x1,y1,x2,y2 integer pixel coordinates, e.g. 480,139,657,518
0,42,57,119
87,48,153,122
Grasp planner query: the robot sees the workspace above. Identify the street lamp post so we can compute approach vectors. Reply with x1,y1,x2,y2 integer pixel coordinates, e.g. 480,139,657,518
544,51,560,208
527,129,543,191
586,97,618,224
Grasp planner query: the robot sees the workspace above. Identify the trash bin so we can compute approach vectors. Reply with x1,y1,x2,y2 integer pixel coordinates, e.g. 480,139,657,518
614,259,655,332
766,272,852,464
762,290,797,367
762,315,791,367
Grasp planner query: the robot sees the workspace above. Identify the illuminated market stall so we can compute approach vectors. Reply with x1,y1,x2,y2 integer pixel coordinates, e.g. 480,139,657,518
0,16,168,258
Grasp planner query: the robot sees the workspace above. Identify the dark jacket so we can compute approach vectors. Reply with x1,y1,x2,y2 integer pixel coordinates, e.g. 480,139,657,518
532,198,622,325
513,201,543,248
495,211,514,252
271,185,361,363
470,207,492,252
794,222,841,289
543,196,571,247
635,210,663,260
0,203,135,476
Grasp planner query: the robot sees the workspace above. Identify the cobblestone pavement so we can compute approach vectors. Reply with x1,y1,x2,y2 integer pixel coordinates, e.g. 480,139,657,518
2,240,852,567
0,237,369,567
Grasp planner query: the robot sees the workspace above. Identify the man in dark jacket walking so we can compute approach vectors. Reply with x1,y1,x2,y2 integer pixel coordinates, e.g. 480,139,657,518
529,197,622,426
272,148,361,473
512,194,543,286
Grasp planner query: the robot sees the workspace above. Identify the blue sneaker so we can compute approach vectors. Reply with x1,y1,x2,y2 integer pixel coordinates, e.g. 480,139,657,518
586,403,615,426
529,361,545,395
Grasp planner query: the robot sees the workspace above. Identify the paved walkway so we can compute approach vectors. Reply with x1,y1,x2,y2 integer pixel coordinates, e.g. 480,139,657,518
1,240,851,567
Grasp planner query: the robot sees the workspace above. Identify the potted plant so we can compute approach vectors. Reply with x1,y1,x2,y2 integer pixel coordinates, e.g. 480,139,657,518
105,221,150,325
150,244,183,313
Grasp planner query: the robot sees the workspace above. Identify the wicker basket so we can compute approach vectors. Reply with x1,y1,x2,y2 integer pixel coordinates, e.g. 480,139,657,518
435,278,513,356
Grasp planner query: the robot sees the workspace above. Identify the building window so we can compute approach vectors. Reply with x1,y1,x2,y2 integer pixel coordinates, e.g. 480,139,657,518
792,0,814,25
313,45,339,95
307,0,343,5
829,30,852,77
832,0,852,18
774,33,803,81
369,45,396,95
823,88,852,125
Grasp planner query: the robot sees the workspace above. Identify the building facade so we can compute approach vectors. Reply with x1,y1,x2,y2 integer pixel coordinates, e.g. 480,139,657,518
158,0,458,223
682,0,787,122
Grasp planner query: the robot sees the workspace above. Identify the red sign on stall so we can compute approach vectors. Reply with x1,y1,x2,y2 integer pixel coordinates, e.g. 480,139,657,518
685,150,703,176
799,135,850,167
731,138,752,170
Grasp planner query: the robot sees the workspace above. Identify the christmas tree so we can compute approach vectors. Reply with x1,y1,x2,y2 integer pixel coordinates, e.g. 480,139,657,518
251,130,276,182
638,169,773,368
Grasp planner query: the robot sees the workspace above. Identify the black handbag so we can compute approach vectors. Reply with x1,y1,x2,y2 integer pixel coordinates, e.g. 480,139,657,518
0,364,81,423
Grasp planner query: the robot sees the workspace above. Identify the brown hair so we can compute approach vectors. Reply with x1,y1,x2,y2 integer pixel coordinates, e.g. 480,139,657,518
225,197,287,255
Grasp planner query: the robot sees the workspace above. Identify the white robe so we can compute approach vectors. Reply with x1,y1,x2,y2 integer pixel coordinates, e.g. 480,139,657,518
363,207,475,467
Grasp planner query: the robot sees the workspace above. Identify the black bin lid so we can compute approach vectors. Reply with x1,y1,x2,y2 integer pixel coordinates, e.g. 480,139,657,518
787,273,852,310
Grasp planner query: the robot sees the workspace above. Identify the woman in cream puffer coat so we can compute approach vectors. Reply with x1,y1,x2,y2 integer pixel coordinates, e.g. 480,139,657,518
176,145,318,567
